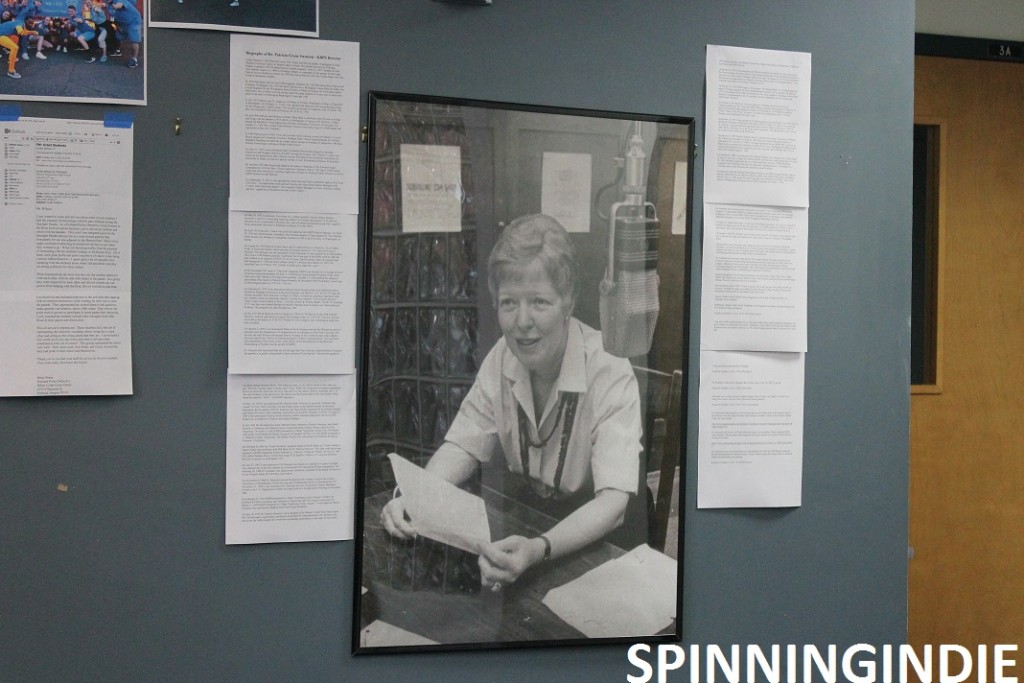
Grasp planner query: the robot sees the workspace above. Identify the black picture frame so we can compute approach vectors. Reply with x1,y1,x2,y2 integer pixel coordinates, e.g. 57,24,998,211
353,91,694,654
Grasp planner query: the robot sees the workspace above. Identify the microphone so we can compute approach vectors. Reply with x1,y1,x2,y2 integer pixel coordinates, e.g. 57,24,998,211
599,122,660,358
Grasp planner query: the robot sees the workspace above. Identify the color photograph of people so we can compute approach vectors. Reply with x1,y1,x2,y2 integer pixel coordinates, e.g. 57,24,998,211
0,0,144,103
148,0,317,37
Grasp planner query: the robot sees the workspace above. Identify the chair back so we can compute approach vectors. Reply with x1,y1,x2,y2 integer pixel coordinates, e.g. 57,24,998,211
632,365,683,551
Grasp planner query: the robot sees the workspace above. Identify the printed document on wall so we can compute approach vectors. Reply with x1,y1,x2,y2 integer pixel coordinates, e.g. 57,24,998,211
228,211,357,374
704,45,811,208
700,204,808,352
226,373,356,544
229,35,359,215
697,350,804,508
0,117,133,397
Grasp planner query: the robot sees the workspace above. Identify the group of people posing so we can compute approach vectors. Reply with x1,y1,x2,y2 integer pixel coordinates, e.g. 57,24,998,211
0,0,143,79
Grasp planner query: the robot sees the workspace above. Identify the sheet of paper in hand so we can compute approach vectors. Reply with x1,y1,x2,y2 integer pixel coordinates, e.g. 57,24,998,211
387,453,492,554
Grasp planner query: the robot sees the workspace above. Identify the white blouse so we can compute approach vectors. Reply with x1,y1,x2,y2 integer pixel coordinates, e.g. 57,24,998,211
436,319,642,498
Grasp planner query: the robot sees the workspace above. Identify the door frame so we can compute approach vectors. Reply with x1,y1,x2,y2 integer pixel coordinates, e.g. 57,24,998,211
917,32,1024,63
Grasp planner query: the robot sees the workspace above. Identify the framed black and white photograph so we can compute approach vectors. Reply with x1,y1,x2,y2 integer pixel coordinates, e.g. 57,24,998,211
353,92,694,653
147,0,317,37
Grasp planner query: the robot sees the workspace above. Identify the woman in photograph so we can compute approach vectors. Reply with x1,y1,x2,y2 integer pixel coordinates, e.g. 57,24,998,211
22,16,52,59
381,214,645,591
78,1,108,63
86,1,111,60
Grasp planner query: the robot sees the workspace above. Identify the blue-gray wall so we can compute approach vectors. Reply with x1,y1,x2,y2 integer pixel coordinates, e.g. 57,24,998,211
1,2,913,680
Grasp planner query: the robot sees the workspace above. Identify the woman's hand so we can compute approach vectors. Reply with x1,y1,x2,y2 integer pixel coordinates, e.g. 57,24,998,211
478,535,546,590
380,496,417,540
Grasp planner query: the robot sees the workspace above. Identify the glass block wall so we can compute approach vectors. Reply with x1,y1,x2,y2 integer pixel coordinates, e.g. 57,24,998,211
365,102,484,492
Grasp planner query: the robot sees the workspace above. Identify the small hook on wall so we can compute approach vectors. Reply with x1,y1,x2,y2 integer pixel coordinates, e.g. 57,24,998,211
174,117,182,136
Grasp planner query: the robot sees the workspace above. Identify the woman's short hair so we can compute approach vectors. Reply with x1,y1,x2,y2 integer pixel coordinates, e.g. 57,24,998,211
487,214,579,304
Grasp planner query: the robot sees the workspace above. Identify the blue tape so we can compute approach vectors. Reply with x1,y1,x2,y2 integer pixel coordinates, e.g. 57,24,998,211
0,105,22,121
104,112,135,128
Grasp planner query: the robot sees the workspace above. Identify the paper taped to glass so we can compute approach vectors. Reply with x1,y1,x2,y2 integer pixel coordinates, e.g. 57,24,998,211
387,453,491,554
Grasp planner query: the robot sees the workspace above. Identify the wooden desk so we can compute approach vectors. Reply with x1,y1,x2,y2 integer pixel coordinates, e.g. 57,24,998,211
359,486,627,646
